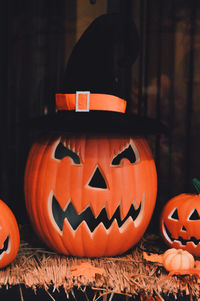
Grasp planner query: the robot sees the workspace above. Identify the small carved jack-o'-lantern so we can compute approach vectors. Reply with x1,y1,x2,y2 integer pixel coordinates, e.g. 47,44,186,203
24,133,157,257
0,199,20,268
160,178,200,256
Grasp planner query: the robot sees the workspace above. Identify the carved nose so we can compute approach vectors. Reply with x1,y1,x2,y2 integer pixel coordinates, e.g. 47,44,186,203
181,225,187,232
88,167,107,189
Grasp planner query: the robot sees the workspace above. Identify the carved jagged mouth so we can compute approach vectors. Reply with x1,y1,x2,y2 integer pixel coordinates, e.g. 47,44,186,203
163,223,200,247
0,236,10,259
51,195,144,234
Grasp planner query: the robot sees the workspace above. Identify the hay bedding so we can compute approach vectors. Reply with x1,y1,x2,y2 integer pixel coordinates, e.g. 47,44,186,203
1,225,200,300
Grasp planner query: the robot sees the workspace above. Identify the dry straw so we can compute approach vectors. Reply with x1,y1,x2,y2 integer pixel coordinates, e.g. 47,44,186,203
1,225,200,300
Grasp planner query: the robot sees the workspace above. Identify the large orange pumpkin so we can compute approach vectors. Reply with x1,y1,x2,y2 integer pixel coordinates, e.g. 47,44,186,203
0,199,20,268
160,179,200,256
24,134,157,257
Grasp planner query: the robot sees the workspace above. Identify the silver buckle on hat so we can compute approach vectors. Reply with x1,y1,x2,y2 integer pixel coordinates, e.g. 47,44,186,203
75,91,90,112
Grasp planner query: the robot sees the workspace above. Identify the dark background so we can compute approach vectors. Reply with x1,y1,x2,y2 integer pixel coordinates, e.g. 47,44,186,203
0,0,200,232
0,1,200,300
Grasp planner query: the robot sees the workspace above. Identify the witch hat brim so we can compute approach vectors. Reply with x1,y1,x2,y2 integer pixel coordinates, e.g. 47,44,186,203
26,110,167,136
25,93,167,135
23,14,167,136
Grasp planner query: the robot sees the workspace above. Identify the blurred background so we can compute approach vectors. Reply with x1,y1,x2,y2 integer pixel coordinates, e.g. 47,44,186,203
0,0,200,230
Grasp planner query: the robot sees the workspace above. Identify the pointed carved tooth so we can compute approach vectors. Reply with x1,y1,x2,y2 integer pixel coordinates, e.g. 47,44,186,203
63,218,111,256
187,241,198,249
71,198,84,215
120,197,133,220
63,217,75,235
132,196,141,210
134,193,145,228
62,219,79,255
73,221,91,256
90,198,107,218
92,221,107,235
106,218,140,255
107,219,120,234
119,216,134,233
63,220,96,256
104,220,124,255
173,240,184,249
89,223,108,256
105,199,120,220
72,222,108,257
108,218,134,235
132,199,139,210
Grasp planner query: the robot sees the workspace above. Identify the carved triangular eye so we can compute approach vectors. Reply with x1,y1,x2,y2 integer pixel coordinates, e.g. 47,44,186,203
111,144,137,166
168,208,179,220
54,141,80,164
188,209,200,221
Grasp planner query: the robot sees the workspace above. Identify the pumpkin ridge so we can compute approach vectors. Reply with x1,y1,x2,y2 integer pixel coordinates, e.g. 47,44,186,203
43,141,71,253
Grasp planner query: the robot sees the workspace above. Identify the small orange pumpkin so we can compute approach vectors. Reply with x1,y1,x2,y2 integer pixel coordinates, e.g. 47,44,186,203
163,248,195,272
160,178,200,256
24,134,157,257
0,200,20,268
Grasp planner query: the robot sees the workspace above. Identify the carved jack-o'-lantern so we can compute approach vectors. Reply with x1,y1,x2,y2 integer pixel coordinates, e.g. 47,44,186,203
0,199,20,268
24,133,157,257
23,13,165,257
160,178,200,256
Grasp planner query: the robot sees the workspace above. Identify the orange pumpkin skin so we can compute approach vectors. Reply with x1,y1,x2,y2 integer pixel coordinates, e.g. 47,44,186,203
0,200,20,268
160,194,200,256
24,134,157,257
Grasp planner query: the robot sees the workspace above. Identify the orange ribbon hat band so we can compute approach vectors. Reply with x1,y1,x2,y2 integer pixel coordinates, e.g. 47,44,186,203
56,92,126,113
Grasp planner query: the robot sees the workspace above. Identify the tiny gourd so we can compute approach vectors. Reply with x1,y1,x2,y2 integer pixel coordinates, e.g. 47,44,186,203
0,199,20,268
163,248,195,272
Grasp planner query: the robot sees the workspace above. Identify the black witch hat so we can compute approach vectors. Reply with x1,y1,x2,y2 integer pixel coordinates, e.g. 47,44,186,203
28,13,166,136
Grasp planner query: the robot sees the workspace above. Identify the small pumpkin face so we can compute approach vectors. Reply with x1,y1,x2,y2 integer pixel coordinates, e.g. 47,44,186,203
0,200,20,268
25,134,157,257
160,193,200,256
